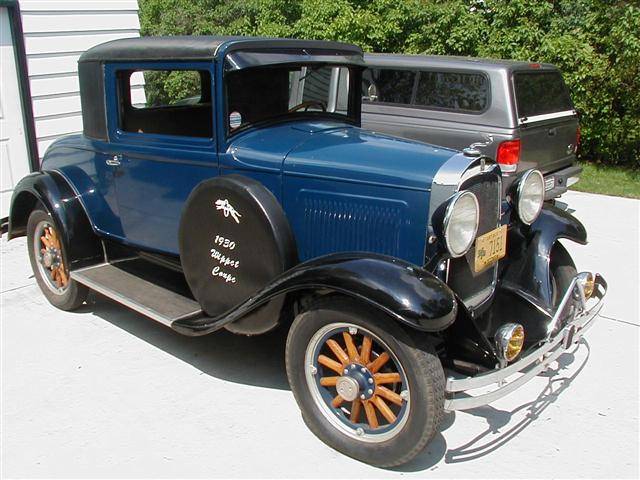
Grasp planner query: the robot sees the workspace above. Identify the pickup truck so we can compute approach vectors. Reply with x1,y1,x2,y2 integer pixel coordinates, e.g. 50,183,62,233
361,54,583,198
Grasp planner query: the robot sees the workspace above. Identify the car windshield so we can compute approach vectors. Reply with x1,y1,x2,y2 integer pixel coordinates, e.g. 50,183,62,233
225,64,355,134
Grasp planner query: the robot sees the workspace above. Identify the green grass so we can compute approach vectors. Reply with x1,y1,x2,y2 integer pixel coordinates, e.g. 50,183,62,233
570,162,640,199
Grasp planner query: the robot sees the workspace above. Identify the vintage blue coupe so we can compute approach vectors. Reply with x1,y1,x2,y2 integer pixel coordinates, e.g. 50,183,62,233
8,36,606,466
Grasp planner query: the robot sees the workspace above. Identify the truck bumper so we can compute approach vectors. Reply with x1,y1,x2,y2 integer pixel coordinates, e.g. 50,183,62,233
544,164,583,199
444,272,607,411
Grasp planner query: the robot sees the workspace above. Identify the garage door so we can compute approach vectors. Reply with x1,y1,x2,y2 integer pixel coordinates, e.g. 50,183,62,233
1,6,31,219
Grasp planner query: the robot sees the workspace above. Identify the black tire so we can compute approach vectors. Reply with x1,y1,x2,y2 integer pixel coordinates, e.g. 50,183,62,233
550,242,578,307
285,296,444,467
27,209,88,311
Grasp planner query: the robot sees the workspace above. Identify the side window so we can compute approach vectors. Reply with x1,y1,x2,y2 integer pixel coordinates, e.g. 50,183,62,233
414,71,489,112
363,68,416,105
117,68,213,138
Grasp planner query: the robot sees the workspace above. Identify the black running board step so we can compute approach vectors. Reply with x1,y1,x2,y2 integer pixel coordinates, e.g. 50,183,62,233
72,262,203,327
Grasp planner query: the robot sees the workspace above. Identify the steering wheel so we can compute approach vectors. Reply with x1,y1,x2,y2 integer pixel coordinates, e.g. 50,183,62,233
288,100,327,113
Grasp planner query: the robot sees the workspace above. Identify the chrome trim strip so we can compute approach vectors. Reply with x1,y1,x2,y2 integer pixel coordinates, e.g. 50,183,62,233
428,155,502,300
428,152,477,224
448,347,567,410
444,272,607,410
518,109,576,125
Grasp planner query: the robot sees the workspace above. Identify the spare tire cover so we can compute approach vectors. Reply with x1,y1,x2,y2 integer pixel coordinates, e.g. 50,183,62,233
179,175,297,317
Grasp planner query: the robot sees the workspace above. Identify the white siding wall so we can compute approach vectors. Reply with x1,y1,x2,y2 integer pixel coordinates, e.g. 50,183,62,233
20,0,142,160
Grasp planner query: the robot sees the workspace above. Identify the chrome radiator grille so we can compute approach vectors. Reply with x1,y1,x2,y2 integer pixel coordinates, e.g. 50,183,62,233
447,171,502,308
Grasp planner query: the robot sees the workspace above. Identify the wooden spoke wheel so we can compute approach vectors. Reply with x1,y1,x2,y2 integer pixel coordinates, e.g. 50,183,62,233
33,219,69,294
304,322,410,443
27,209,88,311
287,297,445,466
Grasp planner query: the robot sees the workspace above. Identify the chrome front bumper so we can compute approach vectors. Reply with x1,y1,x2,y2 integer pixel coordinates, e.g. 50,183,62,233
444,272,607,411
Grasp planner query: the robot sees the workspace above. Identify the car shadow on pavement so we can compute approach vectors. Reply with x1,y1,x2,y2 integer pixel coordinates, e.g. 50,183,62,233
392,339,591,472
83,293,291,390
80,294,591,473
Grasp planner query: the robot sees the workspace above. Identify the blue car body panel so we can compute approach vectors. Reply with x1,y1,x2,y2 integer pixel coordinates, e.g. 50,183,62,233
40,136,124,238
39,56,460,264
281,125,455,264
283,125,454,191
221,121,456,264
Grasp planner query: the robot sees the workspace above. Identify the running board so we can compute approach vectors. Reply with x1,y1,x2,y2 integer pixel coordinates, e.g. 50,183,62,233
72,262,203,328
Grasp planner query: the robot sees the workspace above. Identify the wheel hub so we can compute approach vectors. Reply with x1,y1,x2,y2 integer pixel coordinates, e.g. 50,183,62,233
41,247,60,269
336,376,359,401
34,222,69,291
340,362,375,400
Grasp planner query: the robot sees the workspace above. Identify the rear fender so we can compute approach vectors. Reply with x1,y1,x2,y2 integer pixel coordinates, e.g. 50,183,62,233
502,203,587,311
173,252,458,336
8,171,103,270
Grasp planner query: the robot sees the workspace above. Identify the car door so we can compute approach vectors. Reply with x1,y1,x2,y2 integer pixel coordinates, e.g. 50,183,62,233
104,62,218,255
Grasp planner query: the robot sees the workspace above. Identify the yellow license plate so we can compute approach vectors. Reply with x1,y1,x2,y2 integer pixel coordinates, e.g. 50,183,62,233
474,225,507,273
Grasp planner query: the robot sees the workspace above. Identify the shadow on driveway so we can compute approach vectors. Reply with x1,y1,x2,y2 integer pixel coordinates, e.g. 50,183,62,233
83,293,291,390
391,340,590,472
81,293,591,472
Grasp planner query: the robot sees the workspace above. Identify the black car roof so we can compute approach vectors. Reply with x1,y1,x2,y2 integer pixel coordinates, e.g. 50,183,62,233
79,35,363,63
78,35,363,142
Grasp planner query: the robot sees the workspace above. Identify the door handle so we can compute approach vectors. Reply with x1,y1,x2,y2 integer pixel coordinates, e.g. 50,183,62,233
547,128,557,137
106,155,121,166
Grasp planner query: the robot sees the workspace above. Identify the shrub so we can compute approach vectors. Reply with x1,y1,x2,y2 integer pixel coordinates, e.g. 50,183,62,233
139,0,640,167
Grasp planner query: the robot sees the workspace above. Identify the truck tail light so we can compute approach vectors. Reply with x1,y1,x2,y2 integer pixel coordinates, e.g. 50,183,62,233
496,139,520,173
576,125,581,151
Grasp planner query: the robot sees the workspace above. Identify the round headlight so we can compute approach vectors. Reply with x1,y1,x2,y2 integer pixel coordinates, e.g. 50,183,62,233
444,191,479,258
516,170,544,225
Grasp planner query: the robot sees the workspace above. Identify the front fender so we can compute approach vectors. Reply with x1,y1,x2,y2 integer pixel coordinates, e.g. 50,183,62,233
173,253,458,336
8,171,103,270
502,203,587,311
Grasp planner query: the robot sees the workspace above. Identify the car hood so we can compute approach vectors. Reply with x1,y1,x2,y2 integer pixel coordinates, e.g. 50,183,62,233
228,120,458,191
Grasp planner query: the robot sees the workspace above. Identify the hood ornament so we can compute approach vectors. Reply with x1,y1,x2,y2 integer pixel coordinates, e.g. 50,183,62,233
463,135,494,171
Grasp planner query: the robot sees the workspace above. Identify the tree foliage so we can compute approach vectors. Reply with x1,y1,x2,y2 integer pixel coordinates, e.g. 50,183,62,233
139,0,639,167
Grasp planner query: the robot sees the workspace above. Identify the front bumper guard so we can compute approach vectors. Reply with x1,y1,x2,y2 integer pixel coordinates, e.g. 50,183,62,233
444,272,607,411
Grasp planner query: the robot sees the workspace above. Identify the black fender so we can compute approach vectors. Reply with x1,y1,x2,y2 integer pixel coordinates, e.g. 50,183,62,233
502,203,587,311
8,171,102,270
173,252,458,336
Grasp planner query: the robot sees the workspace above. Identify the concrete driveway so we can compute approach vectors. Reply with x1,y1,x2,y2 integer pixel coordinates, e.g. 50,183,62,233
1,191,638,478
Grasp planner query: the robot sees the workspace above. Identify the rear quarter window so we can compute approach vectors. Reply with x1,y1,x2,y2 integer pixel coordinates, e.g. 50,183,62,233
513,71,573,119
363,67,489,113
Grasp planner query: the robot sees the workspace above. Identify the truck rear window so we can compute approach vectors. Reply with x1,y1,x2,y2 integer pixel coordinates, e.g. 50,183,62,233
514,71,573,119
